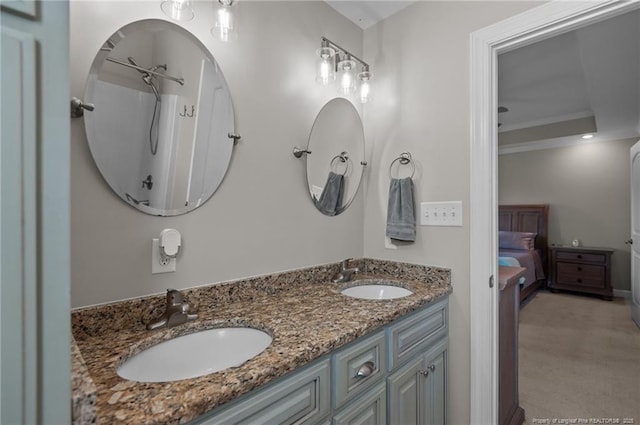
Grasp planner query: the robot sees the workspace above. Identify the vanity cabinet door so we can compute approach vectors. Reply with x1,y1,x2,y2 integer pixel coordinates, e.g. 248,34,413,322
387,338,447,425
332,382,386,425
423,343,446,425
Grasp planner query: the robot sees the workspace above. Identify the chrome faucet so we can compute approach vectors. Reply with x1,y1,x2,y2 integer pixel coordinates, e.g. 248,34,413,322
146,289,198,330
333,258,359,283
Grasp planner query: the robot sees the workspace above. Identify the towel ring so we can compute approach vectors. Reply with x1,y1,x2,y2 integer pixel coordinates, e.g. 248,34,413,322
330,151,350,176
388,152,415,179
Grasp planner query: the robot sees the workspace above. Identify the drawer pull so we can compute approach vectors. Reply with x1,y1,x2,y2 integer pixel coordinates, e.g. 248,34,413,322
577,267,582,272
419,370,430,377
577,255,582,259
355,361,375,378
429,364,436,372
577,278,583,283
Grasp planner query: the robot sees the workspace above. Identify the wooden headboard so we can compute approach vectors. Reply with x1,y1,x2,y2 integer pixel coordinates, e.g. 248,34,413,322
498,204,550,275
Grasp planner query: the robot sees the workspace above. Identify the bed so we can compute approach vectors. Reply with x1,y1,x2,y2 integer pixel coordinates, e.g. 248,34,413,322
498,204,549,302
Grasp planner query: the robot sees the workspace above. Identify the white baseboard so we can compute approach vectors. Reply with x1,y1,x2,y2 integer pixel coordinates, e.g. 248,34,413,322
613,289,631,299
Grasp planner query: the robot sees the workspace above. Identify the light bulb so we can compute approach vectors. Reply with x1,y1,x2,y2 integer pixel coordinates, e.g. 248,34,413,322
337,58,356,95
212,0,237,42
160,0,194,22
358,70,372,103
316,46,336,85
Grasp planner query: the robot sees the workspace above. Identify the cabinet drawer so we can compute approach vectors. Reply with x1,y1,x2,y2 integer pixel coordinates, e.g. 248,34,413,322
202,360,330,425
333,382,386,425
333,330,385,410
387,298,447,371
556,263,605,288
555,251,605,263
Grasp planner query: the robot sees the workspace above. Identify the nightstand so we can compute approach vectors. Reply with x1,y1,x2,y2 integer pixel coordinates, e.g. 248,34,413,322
548,246,614,300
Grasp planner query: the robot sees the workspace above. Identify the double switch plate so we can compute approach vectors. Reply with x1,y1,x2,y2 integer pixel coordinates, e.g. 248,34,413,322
420,201,463,226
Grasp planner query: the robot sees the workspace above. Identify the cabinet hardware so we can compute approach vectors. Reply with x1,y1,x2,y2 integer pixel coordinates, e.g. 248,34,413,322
429,364,436,372
355,361,375,378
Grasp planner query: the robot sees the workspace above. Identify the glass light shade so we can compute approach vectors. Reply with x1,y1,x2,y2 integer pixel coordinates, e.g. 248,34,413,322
160,0,194,22
337,59,356,95
358,70,372,103
315,47,336,85
212,0,237,42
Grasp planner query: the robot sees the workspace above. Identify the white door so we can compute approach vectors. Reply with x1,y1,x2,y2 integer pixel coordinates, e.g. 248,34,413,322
1,1,70,422
630,141,640,328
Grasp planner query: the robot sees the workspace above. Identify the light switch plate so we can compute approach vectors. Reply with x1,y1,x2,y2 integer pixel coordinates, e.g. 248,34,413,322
152,238,176,274
420,201,463,226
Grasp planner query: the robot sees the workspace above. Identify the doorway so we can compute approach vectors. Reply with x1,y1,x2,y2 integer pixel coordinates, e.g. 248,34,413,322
469,2,640,423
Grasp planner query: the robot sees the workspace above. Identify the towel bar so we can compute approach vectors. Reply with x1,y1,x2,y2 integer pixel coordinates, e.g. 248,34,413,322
389,152,415,179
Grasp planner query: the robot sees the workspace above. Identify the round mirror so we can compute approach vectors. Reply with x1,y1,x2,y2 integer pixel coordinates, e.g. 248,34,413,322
83,19,235,216
305,98,366,216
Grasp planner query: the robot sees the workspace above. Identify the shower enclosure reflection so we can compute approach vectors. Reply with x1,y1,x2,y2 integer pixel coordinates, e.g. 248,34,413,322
83,19,235,216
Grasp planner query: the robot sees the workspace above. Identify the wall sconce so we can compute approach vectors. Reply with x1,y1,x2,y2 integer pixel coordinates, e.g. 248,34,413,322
337,55,356,95
212,0,238,42
160,0,194,22
358,67,372,104
316,37,373,104
316,40,336,86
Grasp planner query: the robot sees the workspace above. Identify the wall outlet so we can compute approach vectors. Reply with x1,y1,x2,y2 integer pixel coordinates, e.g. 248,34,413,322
384,236,398,250
152,238,176,274
420,201,463,226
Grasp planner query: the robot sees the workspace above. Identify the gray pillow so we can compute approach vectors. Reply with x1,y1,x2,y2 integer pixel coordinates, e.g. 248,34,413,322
499,231,536,250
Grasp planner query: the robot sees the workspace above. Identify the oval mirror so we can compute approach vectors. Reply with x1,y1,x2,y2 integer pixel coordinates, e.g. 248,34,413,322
305,98,366,216
83,19,235,216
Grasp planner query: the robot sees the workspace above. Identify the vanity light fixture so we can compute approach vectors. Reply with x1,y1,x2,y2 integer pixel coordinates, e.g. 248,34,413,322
160,0,195,22
316,39,336,85
337,55,357,95
358,67,372,104
212,0,238,42
317,37,373,104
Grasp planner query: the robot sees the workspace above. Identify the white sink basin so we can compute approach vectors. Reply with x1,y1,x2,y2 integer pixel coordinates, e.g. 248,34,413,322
341,281,413,300
117,327,272,382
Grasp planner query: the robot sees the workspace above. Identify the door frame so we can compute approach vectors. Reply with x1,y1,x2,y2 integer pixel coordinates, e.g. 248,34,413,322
631,140,640,328
469,1,640,422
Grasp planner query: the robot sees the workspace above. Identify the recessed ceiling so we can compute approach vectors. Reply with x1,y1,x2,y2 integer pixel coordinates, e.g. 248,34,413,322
324,1,416,29
498,9,640,150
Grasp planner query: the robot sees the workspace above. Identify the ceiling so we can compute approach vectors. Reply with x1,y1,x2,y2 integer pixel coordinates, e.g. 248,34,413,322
325,3,640,151
498,9,640,151
324,1,415,29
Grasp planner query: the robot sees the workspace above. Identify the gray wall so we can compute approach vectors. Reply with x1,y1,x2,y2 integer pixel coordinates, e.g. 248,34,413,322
499,138,638,291
70,1,365,307
361,2,543,424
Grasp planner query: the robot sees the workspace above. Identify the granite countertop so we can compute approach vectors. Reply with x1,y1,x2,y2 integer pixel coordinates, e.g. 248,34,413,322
71,259,452,425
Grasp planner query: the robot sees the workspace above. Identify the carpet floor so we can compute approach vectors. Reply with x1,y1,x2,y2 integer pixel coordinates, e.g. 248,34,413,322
518,291,640,425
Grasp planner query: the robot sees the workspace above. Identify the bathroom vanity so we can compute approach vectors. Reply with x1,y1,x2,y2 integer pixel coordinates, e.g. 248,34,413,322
71,259,451,424
194,297,448,425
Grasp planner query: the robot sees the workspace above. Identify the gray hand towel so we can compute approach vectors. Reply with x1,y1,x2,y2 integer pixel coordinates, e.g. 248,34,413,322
386,177,416,241
316,172,344,216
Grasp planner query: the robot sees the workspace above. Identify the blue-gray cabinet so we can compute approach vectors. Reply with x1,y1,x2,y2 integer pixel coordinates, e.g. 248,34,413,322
388,338,447,425
191,297,448,425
